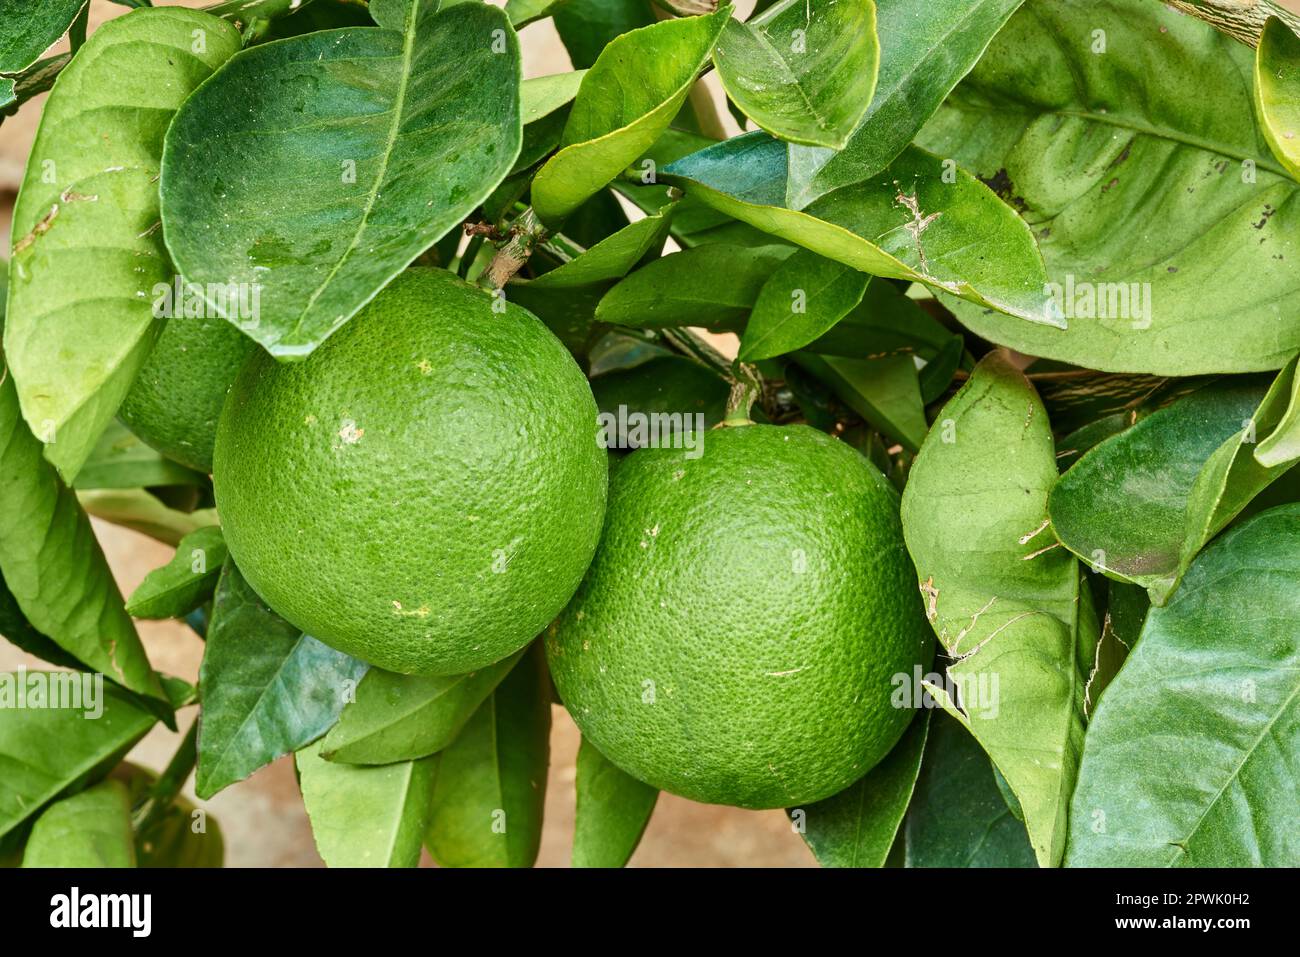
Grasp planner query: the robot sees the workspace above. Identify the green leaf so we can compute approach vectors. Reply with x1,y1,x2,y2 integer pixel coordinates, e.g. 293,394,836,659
296,738,437,867
1256,17,1300,181
0,362,164,700
0,571,81,671
76,488,218,548
804,278,957,361
591,355,730,446
0,674,157,840
522,206,674,289
794,353,927,453
522,70,587,125
1085,579,1142,718
739,250,869,360
71,421,206,491
1066,505,1300,866
572,736,658,867
790,711,929,868
509,70,590,175
195,563,368,798
506,0,566,27
900,352,1093,867
321,649,524,765
4,9,240,483
597,243,793,329
713,0,878,149
425,643,551,868
494,203,674,354
1257,353,1300,467
917,335,964,404
553,0,657,70
531,8,731,226
785,0,1027,208
0,0,87,75
919,0,1300,374
1049,372,1300,604
21,779,135,868
125,526,227,620
161,2,522,359
904,712,1035,867
662,133,1056,325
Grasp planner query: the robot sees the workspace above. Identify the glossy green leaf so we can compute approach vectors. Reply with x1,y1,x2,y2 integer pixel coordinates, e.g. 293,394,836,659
0,358,164,700
614,128,741,240
321,649,524,765
21,779,135,868
72,421,205,491
195,563,368,799
739,250,869,360
919,0,1300,374
522,207,673,290
507,0,566,27
712,0,878,149
531,8,730,226
572,736,658,868
900,352,1094,867
904,712,1035,868
791,711,928,868
125,526,226,620
425,644,551,868
1067,505,1300,866
591,355,729,446
161,2,521,358
597,243,792,329
1256,17,1300,181
804,278,957,361
522,70,587,125
553,0,657,70
785,0,1026,208
917,335,964,404
512,72,587,174
794,353,926,453
0,0,87,75
663,133,1055,325
3,8,241,482
296,738,436,868
0,674,157,840
76,488,218,548
0,572,81,671
1257,354,1300,467
1049,373,1300,604
498,203,667,351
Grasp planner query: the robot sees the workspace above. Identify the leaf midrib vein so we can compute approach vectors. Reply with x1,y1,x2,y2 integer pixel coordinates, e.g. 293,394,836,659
290,10,421,335
1171,681,1299,864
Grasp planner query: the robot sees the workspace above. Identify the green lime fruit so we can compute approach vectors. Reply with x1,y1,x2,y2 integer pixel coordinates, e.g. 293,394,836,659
547,424,933,809
213,268,607,675
118,316,256,472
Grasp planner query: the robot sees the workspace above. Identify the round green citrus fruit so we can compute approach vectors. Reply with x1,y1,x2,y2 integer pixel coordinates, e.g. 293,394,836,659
547,423,933,809
213,268,607,675
118,317,256,472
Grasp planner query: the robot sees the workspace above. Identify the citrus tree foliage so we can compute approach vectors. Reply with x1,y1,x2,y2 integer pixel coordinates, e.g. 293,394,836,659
0,0,1296,871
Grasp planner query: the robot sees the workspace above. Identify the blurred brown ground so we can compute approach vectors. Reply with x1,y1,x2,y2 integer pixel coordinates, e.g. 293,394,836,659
0,0,814,867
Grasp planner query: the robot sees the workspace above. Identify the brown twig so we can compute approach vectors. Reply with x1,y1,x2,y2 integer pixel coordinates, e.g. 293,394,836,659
477,207,548,290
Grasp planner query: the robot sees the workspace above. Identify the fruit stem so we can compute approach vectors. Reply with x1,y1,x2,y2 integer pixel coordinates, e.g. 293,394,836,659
478,207,548,290
723,362,762,427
